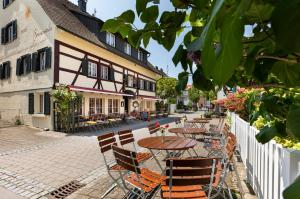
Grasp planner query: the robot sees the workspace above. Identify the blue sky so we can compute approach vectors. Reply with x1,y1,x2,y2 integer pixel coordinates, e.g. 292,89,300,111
69,0,253,80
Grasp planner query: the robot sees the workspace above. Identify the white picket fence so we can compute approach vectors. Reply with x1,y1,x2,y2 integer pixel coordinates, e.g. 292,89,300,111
230,112,300,199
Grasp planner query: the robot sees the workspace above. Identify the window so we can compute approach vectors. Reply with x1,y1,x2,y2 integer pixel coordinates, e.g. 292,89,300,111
16,54,31,76
124,43,131,55
0,61,11,80
146,101,151,109
32,47,51,72
146,81,150,91
96,98,103,114
139,79,144,90
106,32,115,47
88,62,97,77
3,0,14,8
101,65,109,80
127,75,136,87
138,50,144,61
79,97,85,115
1,20,17,44
152,83,156,92
39,94,44,114
89,98,95,115
108,99,119,113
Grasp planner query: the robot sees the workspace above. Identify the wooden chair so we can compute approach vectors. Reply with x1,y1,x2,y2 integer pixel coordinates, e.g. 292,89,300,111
147,122,161,136
117,129,152,163
97,133,126,195
112,145,165,198
162,158,221,199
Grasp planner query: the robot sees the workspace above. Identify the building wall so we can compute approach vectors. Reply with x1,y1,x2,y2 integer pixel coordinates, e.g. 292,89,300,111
0,0,55,129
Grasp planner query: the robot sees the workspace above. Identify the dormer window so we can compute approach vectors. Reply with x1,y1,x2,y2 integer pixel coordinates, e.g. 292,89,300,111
138,50,144,61
106,32,115,47
3,0,14,9
124,43,131,55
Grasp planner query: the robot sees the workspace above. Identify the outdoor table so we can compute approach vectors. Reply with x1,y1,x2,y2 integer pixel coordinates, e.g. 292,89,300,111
168,127,206,138
138,136,197,171
193,117,212,121
186,120,209,128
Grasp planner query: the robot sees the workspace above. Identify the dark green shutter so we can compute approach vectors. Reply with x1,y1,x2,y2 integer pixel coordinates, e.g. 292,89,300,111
16,58,21,76
32,52,38,72
45,47,52,69
81,56,89,76
12,20,17,40
28,93,34,114
26,54,32,73
109,67,115,80
5,62,10,79
124,75,128,86
0,64,2,79
150,82,153,91
44,92,51,115
1,28,6,44
137,78,140,89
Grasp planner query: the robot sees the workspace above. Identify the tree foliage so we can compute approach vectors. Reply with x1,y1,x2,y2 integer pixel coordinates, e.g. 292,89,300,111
156,77,178,100
188,86,202,103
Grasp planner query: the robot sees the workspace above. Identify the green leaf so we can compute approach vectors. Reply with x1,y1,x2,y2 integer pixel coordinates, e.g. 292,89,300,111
142,32,152,47
244,46,261,75
283,176,300,199
136,0,150,16
272,61,300,86
118,10,135,23
118,24,132,38
286,105,300,140
272,0,300,52
193,66,214,91
253,59,275,83
190,8,199,22
128,30,143,48
187,37,202,52
171,0,190,9
162,30,176,51
172,45,185,66
177,72,189,91
212,15,244,85
141,5,159,23
256,126,278,144
101,19,122,33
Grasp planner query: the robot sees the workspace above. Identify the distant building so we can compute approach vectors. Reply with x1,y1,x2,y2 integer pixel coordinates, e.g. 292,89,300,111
0,0,166,129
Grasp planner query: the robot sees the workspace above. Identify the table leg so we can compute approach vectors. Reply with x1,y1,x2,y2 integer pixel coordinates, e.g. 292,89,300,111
149,149,163,172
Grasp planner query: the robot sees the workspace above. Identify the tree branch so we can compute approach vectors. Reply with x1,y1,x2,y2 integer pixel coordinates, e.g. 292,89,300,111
255,55,298,64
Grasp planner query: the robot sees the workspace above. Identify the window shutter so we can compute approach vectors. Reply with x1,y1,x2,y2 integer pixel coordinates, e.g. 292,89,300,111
0,64,2,80
26,55,32,73
32,52,38,72
109,67,115,81
81,56,89,76
3,0,5,9
1,28,6,44
150,82,153,91
5,62,10,79
12,20,17,40
28,93,34,114
137,78,140,89
45,47,52,69
44,92,51,115
16,58,21,76
144,80,147,90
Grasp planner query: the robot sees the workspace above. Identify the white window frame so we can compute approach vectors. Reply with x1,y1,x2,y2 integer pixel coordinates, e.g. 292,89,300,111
138,50,144,61
128,76,134,87
39,94,44,114
39,51,46,71
108,99,119,113
124,43,131,55
101,65,109,80
96,98,104,114
106,32,115,47
146,81,150,91
89,98,96,115
88,62,97,77
7,25,14,42
139,79,144,90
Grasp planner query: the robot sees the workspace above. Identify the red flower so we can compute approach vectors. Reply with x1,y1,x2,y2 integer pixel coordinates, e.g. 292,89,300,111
155,122,160,128
164,124,169,128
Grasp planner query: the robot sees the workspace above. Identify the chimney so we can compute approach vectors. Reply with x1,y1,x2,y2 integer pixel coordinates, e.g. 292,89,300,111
78,0,87,12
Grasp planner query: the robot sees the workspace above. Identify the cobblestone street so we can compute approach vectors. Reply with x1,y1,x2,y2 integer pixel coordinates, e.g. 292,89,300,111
0,115,256,199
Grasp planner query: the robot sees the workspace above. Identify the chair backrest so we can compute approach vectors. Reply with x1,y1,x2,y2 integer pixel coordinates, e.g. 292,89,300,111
118,129,135,146
97,132,117,153
226,134,237,161
147,123,160,135
165,158,220,186
112,145,140,173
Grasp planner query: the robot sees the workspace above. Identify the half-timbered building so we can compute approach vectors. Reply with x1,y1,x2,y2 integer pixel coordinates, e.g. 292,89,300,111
0,0,165,130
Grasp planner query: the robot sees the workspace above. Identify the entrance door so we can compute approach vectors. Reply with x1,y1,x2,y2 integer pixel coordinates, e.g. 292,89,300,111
124,97,129,114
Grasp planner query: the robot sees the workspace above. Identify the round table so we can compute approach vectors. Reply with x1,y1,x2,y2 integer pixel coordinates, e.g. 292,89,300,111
193,117,212,121
186,120,209,128
138,136,197,171
168,128,206,136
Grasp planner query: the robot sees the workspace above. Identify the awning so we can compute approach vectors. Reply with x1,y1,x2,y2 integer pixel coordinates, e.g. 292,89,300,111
68,86,134,97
